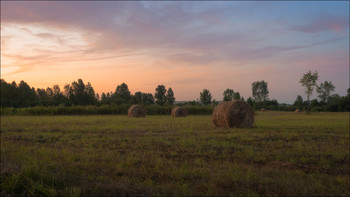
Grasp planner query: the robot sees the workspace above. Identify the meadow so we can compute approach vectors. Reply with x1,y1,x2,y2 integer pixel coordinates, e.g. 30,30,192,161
1,112,349,196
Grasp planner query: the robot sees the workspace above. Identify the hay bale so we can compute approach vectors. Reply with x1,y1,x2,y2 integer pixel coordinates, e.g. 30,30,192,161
212,100,254,128
128,105,146,117
295,109,300,113
261,108,267,111
171,106,187,117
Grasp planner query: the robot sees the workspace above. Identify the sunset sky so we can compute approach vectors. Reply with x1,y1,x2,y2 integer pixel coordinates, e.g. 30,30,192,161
1,1,349,103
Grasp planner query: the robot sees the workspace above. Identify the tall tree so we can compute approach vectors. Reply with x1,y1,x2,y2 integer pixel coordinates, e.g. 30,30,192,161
200,89,212,105
252,80,269,102
166,88,175,105
223,88,234,101
154,85,167,105
299,71,319,112
316,81,335,103
114,82,131,104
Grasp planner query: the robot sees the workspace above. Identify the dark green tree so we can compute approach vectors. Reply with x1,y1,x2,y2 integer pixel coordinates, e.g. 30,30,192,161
1,79,17,107
326,94,341,112
252,80,269,102
133,91,143,104
64,79,96,105
113,82,131,104
247,97,254,107
142,93,154,105
233,92,241,100
17,80,38,107
166,88,175,105
223,88,234,101
200,89,212,105
299,71,319,112
100,92,112,105
316,81,335,103
154,85,167,105
293,95,304,110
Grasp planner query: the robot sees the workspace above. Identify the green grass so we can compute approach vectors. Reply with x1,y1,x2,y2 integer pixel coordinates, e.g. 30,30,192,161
1,112,349,196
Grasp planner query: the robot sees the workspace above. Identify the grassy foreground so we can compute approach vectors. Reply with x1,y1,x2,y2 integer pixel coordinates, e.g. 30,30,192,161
1,112,349,196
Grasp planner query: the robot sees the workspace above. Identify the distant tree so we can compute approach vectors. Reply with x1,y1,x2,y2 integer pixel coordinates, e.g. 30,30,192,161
51,85,67,105
310,99,319,108
166,88,175,105
200,89,212,105
326,94,341,112
252,80,269,102
113,82,131,104
223,89,234,101
64,79,97,105
100,92,112,105
212,99,219,106
142,93,154,105
233,92,241,100
36,88,49,106
299,71,319,112
341,88,350,111
96,93,100,101
133,91,143,104
293,95,304,110
316,81,335,103
247,97,254,107
17,80,37,107
154,85,167,105
1,79,18,107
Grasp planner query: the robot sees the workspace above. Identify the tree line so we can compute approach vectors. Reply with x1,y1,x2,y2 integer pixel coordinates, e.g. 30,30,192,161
0,79,175,108
1,71,349,112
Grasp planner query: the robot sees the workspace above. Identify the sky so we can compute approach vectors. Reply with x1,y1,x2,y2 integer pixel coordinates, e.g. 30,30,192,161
1,1,349,104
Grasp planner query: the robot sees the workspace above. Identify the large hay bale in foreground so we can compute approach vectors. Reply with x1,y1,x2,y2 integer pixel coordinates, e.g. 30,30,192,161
212,100,254,128
128,105,146,117
171,106,187,117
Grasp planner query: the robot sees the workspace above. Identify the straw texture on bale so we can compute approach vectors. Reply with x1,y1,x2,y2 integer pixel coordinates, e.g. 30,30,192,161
128,105,146,117
171,106,187,117
212,100,254,128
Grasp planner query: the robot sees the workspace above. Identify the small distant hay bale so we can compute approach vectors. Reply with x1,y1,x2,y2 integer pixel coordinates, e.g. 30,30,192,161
295,109,301,113
171,106,187,117
128,105,146,117
261,108,267,111
212,100,254,128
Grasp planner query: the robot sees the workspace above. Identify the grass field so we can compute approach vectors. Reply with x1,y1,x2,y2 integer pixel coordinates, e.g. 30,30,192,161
1,112,349,196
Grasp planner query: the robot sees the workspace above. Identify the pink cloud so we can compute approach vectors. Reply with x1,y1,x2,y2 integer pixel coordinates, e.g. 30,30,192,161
291,13,349,34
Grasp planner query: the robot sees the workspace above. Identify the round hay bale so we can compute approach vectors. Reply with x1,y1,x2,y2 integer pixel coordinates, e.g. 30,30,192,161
128,105,146,117
171,106,187,117
261,108,267,111
295,109,300,113
212,100,254,128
